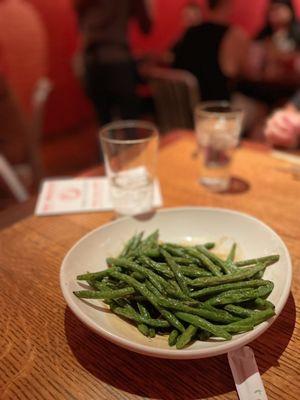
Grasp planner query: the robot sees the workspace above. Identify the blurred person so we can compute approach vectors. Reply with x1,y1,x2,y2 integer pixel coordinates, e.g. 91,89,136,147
257,0,300,52
74,0,152,125
264,90,300,148
172,0,250,101
235,0,300,139
181,1,203,30
171,2,203,61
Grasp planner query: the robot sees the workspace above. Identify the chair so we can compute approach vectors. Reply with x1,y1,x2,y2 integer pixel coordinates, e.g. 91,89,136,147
0,154,29,202
0,78,52,202
27,77,52,184
144,67,200,132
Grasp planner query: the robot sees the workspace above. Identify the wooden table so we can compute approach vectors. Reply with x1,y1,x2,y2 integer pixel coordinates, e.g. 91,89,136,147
0,133,299,400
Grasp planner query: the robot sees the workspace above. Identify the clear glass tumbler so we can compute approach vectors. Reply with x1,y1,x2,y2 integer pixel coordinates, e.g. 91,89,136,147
195,101,244,192
100,120,159,216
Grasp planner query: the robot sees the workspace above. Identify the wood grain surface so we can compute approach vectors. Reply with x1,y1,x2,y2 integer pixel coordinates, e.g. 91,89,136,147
0,133,299,400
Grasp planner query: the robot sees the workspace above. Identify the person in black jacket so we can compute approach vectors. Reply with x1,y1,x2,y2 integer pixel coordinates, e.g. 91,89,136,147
173,0,249,101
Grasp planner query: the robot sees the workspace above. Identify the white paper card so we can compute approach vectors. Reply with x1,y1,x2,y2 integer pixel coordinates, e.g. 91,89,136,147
228,346,268,400
35,177,163,216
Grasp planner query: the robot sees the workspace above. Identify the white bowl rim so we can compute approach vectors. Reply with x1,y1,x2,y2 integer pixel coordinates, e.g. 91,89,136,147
60,206,292,359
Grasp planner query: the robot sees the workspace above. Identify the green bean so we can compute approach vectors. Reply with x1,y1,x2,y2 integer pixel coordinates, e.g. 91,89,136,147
147,279,198,306
120,234,136,257
155,295,239,323
224,308,275,333
185,248,223,276
190,279,269,299
180,266,212,278
204,242,215,250
162,245,198,264
77,268,116,281
224,304,257,318
75,230,278,349
111,306,170,328
168,330,179,346
204,281,274,307
87,280,106,290
165,242,215,251
175,312,232,340
189,263,267,288
197,330,212,341
253,268,266,279
255,298,275,310
176,325,198,349
195,246,236,274
148,328,156,338
142,230,159,248
145,280,161,296
137,324,150,337
73,287,135,299
131,232,144,251
172,257,200,265
235,255,279,267
201,304,241,321
161,249,191,297
151,274,189,300
158,310,185,333
137,302,152,337
224,322,254,333
168,280,192,300
107,258,166,294
130,271,146,281
91,280,125,291
139,256,173,278
226,243,237,263
107,270,185,332
137,302,151,318
143,248,161,258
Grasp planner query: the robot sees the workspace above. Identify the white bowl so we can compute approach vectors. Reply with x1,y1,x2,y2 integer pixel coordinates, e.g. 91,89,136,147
60,207,292,359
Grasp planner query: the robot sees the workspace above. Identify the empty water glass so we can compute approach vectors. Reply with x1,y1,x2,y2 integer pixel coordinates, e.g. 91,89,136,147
100,120,159,216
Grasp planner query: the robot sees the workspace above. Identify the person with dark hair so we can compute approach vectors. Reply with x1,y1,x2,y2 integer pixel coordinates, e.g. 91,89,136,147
74,0,152,124
257,0,300,52
173,0,250,101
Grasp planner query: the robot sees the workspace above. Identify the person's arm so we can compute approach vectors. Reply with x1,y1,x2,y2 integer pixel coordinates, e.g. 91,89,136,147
264,97,300,148
220,26,251,78
132,0,152,34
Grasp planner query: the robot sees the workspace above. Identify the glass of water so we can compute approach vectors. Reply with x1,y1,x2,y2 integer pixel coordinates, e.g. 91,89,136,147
195,101,243,192
100,120,159,216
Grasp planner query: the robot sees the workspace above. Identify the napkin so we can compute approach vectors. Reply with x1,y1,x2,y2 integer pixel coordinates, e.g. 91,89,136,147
35,177,163,216
228,346,268,400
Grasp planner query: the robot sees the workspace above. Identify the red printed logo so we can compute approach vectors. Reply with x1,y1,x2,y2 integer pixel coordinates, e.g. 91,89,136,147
60,187,81,201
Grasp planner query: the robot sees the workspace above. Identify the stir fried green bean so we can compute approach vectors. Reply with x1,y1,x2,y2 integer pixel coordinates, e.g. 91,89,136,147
74,230,278,349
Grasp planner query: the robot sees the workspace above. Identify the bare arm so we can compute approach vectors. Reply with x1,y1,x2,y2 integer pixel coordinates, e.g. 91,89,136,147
220,26,251,78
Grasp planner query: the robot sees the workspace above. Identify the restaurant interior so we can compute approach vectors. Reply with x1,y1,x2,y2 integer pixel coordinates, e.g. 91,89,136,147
0,0,299,399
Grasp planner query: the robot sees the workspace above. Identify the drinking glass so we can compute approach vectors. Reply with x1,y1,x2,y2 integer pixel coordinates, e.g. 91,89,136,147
100,120,159,216
195,101,244,192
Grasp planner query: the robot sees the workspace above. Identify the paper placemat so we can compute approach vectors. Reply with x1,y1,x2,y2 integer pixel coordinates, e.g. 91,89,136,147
35,177,163,216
